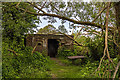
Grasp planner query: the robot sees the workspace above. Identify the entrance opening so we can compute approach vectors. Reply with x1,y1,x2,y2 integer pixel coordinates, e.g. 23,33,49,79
48,39,59,57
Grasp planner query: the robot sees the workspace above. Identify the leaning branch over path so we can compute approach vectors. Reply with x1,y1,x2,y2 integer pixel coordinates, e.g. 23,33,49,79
16,4,102,29
56,29,86,47
16,2,114,30
97,2,109,70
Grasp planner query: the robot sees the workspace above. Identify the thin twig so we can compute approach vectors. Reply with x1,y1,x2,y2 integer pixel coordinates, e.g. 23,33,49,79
8,49,18,56
32,43,38,55
56,29,86,47
27,2,46,13
92,3,111,22
40,1,47,10
16,1,21,7
74,27,84,40
50,2,60,12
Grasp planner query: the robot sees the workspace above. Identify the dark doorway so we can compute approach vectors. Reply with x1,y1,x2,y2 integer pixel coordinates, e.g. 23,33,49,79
48,39,59,57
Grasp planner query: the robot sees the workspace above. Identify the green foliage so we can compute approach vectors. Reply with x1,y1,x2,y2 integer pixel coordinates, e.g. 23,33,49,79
2,2,39,45
58,58,72,66
78,61,99,78
2,2,52,78
85,35,118,61
86,36,104,61
48,58,99,78
57,46,76,58
2,42,51,78
73,36,89,56
37,24,60,34
108,40,118,58
95,58,119,78
2,2,119,78
58,25,68,34
73,59,82,65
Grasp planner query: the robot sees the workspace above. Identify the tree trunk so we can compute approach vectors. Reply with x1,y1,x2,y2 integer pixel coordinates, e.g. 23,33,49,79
114,1,120,78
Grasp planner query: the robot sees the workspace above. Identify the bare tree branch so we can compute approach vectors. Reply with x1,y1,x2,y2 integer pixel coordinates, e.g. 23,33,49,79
16,1,21,7
50,2,60,12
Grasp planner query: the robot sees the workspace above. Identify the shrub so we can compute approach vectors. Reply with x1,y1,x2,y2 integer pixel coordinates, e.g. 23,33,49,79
57,46,76,58
2,42,51,78
94,58,119,78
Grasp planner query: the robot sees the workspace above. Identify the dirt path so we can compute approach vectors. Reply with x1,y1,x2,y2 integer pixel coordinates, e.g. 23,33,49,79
48,58,83,78
50,58,65,78
51,58,65,66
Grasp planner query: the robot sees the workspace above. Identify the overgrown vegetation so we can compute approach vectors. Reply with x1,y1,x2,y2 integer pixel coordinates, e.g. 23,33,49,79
57,46,76,58
2,2,51,78
56,35,119,78
48,58,99,78
2,42,51,78
48,57,118,78
1,2,120,79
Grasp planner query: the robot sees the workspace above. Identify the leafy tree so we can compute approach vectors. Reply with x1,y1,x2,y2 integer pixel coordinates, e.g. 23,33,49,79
2,2,39,47
37,24,60,34
58,25,68,34
3,1,120,78
2,2,51,78
18,1,119,59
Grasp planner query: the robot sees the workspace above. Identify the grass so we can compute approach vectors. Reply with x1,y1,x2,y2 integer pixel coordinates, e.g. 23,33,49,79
47,58,98,78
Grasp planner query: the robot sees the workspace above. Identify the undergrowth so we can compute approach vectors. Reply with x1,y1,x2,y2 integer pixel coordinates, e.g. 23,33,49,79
2,42,51,78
